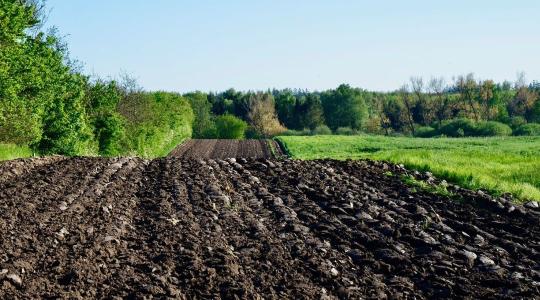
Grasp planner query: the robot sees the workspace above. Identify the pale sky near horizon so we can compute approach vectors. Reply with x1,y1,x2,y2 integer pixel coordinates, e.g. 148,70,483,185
46,0,540,92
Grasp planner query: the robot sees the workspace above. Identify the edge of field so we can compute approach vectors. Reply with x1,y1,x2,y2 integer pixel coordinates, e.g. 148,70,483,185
275,135,540,203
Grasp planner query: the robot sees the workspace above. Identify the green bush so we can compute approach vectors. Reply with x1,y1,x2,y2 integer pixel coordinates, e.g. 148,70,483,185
119,92,193,157
280,129,312,136
245,126,261,139
215,114,247,139
474,121,512,137
514,123,540,136
0,7,97,156
335,127,357,135
414,126,436,138
85,80,126,156
184,92,215,138
438,118,477,137
509,116,527,129
312,125,332,135
92,113,125,156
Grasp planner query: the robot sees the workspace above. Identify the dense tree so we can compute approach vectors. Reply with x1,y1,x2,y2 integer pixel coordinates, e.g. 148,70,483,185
297,94,325,130
455,74,480,121
247,93,286,138
184,91,215,138
0,0,97,154
398,86,416,134
215,114,247,139
429,77,451,126
274,89,297,129
321,84,368,130
508,87,538,122
85,80,125,156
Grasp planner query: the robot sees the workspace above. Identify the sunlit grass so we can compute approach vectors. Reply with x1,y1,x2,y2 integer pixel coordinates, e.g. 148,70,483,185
277,135,540,202
0,144,33,161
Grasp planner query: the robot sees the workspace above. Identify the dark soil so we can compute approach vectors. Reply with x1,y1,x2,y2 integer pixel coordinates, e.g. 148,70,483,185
169,139,283,159
0,156,539,299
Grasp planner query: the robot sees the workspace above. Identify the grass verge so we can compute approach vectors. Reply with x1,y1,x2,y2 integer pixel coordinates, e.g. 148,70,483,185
0,144,33,161
276,135,540,202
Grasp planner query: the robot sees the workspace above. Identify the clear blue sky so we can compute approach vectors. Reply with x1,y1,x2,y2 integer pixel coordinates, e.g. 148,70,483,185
46,0,540,92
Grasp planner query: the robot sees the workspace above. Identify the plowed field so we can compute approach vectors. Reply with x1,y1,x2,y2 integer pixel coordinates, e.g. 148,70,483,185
1,154,539,299
169,139,283,159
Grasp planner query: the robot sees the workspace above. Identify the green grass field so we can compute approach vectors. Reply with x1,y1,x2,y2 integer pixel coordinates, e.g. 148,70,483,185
277,135,540,202
0,144,33,161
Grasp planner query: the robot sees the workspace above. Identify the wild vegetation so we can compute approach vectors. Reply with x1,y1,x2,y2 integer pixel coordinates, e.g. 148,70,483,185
185,75,540,140
277,135,540,202
0,144,32,161
0,0,192,158
2,1,539,161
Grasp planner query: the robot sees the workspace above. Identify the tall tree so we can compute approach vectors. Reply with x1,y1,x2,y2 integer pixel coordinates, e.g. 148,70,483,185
274,89,297,129
429,77,450,126
297,94,325,130
184,92,215,138
247,93,286,137
321,84,368,130
398,85,416,134
0,0,95,154
455,74,480,121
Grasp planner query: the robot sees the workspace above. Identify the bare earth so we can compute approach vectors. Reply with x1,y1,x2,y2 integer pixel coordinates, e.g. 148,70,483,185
0,140,539,298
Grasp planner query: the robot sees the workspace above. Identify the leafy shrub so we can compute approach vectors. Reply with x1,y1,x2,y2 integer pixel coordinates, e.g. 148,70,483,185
245,126,261,139
247,93,286,137
514,123,540,136
438,118,477,137
414,126,436,138
280,129,312,136
311,125,332,135
119,92,193,157
85,80,126,156
215,114,247,139
92,114,125,156
335,127,357,135
184,92,215,138
200,125,218,138
509,116,527,129
474,121,512,137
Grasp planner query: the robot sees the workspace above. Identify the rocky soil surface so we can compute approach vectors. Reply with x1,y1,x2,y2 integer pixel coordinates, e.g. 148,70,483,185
0,156,539,299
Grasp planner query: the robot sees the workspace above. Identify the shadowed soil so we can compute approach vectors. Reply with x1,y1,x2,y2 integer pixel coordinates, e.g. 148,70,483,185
0,156,539,299
169,139,283,159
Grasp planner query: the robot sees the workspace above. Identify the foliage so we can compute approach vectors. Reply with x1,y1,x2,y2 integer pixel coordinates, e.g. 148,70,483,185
118,92,193,158
214,114,247,139
401,175,455,198
0,143,32,161
85,80,125,156
321,84,368,130
280,128,312,136
474,121,512,137
277,135,540,202
184,92,215,138
247,93,286,137
514,123,540,136
311,125,332,135
0,0,95,155
335,127,357,135
437,118,477,137
189,74,538,139
415,126,437,138
509,116,527,129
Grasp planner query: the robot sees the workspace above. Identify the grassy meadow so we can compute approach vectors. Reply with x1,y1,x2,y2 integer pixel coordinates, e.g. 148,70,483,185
277,135,540,202
0,144,33,161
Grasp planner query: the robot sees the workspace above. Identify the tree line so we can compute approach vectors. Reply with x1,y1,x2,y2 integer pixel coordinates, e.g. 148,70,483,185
185,75,540,139
0,0,193,157
2,1,540,159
